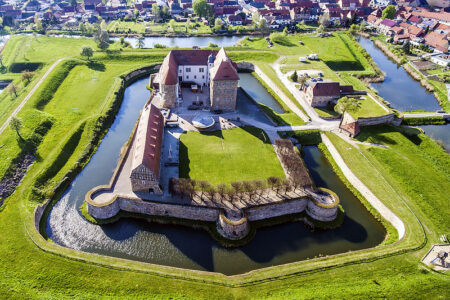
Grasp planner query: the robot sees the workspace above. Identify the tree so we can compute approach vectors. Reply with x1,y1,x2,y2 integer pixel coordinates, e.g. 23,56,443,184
254,180,265,199
290,71,298,82
136,35,145,49
7,83,17,98
319,13,330,27
298,75,307,90
198,181,209,200
169,19,176,32
317,24,325,33
334,96,361,115
242,181,253,200
359,21,366,32
79,22,86,33
94,28,109,49
258,18,268,32
217,183,227,202
152,4,161,22
349,24,358,35
10,117,23,140
402,40,410,55
282,26,288,36
213,18,222,33
193,0,213,18
21,71,34,85
381,5,396,20
81,46,93,61
230,181,242,201
70,0,77,7
267,177,279,190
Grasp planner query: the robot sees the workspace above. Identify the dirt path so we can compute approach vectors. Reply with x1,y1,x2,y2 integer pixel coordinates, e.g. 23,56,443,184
321,132,405,239
0,58,65,136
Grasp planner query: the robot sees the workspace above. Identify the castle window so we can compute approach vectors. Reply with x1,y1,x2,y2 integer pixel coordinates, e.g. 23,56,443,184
199,67,204,72
186,75,189,79
202,75,205,79
186,67,191,72
194,75,197,79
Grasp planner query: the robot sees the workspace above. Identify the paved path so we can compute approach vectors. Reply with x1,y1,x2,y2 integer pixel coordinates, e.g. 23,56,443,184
321,133,405,239
0,58,65,136
253,64,310,122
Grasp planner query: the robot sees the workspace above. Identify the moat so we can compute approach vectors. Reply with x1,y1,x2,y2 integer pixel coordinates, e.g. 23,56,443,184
46,77,385,275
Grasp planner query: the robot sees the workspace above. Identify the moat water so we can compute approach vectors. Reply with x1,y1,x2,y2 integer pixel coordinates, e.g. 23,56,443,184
46,77,385,275
111,35,247,49
358,37,442,112
239,73,284,113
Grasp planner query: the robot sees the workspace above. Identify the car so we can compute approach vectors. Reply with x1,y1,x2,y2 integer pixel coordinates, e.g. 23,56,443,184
213,109,223,114
317,78,323,81
436,110,446,113
299,40,304,45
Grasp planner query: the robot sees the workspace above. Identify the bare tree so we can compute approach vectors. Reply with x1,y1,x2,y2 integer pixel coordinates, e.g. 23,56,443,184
254,180,265,199
217,184,227,202
267,177,279,191
231,181,243,201
242,181,253,200
198,180,209,200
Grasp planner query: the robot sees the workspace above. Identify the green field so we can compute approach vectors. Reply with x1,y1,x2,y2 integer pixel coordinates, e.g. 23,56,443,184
179,127,285,185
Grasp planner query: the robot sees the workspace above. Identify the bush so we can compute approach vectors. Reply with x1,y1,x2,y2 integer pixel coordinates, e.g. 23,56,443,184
153,43,167,48
269,32,293,46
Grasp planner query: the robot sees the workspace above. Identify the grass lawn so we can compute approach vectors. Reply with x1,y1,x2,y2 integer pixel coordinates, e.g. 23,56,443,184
314,106,340,118
179,127,285,186
327,126,450,235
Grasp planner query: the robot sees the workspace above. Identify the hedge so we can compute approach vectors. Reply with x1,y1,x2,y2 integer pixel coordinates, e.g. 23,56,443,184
8,62,42,73
402,116,446,125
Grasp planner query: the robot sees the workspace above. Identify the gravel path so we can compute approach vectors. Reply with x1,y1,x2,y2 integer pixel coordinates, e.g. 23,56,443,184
321,133,405,239
0,58,65,136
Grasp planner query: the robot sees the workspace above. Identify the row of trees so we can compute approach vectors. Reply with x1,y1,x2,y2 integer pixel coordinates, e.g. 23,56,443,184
274,139,313,189
170,176,299,202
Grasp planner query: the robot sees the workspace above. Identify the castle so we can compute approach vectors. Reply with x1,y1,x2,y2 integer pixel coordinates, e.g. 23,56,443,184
153,48,239,111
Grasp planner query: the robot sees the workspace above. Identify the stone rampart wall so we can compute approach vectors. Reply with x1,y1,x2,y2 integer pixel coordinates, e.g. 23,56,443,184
358,113,395,126
246,198,308,221
216,212,250,240
306,201,338,222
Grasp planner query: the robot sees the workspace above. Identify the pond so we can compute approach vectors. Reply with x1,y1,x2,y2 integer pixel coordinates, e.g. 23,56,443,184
45,77,385,275
358,37,441,112
111,35,247,48
239,73,284,113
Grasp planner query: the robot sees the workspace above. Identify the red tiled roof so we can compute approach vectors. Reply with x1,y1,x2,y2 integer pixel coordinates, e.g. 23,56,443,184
411,10,450,23
424,32,448,52
132,104,164,177
310,82,340,97
340,112,360,136
211,59,239,81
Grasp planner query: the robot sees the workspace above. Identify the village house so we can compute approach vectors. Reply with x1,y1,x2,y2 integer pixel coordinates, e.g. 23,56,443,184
130,104,164,194
305,82,360,107
339,111,360,137
153,48,239,111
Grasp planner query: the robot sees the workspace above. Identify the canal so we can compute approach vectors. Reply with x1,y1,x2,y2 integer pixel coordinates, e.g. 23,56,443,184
111,35,247,48
46,77,385,275
358,37,442,112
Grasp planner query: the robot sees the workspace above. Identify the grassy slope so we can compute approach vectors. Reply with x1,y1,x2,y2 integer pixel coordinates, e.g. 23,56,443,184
179,127,285,186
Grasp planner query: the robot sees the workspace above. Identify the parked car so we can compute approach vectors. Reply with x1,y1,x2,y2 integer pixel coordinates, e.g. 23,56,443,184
213,109,223,114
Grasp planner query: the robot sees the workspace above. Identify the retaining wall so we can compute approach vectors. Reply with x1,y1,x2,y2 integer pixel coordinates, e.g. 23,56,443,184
358,113,395,126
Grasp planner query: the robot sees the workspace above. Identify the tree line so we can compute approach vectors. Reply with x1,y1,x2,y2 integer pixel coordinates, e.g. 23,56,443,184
169,176,301,203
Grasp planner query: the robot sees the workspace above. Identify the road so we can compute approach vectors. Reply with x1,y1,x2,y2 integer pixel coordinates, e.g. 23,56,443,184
0,58,65,136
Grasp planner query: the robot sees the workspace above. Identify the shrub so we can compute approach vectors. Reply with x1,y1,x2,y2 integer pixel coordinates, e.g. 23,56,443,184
153,43,167,48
